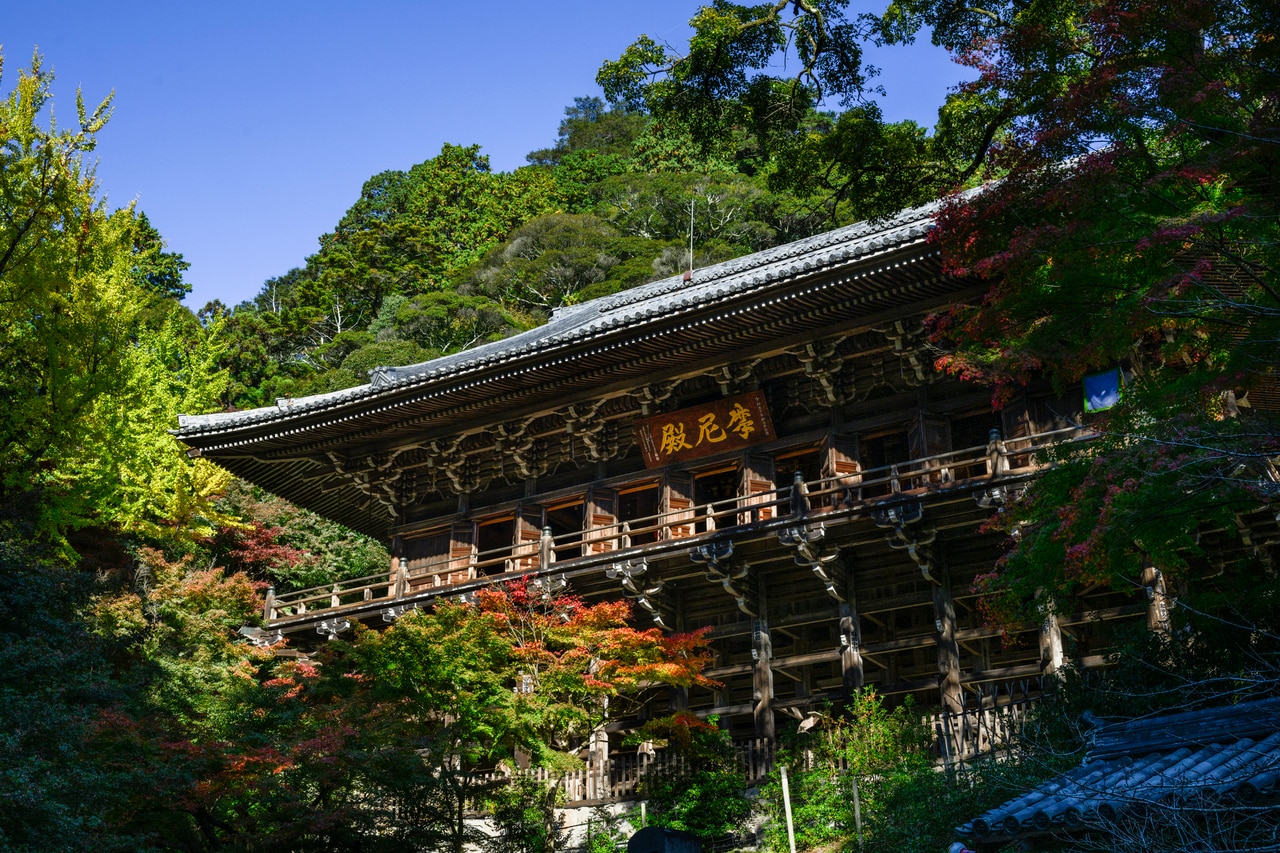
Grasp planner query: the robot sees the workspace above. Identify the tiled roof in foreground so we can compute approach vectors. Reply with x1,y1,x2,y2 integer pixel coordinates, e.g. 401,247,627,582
958,698,1280,847
176,198,945,439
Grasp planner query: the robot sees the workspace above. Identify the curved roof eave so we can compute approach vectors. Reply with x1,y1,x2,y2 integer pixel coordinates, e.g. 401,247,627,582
176,198,947,446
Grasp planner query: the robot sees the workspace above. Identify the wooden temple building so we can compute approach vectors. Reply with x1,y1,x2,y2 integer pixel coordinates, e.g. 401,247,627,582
177,200,1146,750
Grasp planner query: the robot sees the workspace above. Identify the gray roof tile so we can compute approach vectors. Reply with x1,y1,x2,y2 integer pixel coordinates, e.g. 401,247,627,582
959,698,1280,842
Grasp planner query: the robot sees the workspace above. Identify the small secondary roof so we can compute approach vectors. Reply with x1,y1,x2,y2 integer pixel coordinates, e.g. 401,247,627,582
958,698,1280,848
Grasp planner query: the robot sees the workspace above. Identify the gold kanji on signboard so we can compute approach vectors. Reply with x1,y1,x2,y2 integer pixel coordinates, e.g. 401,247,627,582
659,422,693,455
635,391,775,467
726,403,755,440
695,413,727,446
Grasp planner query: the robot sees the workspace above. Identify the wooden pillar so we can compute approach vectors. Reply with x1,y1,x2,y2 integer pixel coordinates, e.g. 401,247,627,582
1039,610,1064,676
840,581,864,694
588,726,610,801
932,581,964,714
752,621,775,740
668,591,689,713
753,572,775,740
1142,566,1171,634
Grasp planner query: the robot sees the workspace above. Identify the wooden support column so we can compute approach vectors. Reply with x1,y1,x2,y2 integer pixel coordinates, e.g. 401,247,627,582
839,562,864,694
1142,566,1172,634
839,604,864,694
753,573,775,740
753,622,775,740
932,581,964,714
588,725,610,801
668,591,689,713
1039,610,1064,676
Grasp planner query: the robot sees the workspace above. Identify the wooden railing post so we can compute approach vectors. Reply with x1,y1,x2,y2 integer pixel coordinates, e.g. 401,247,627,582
264,586,276,622
790,470,810,519
330,583,340,610
539,526,554,569
1142,566,1172,634
986,428,1002,476
396,557,408,599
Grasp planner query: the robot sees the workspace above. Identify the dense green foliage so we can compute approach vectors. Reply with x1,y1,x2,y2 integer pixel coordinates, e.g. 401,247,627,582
758,694,1032,853
0,52,230,545
925,0,1280,631
208,84,850,407
632,714,752,843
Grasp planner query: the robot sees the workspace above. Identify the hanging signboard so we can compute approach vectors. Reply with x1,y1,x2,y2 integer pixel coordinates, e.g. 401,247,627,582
636,390,776,468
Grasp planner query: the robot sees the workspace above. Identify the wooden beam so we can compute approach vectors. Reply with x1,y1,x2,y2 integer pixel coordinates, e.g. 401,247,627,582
705,648,842,679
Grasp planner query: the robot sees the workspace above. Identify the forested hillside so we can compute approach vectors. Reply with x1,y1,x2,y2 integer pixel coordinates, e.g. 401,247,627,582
204,95,945,410
2,0,1277,847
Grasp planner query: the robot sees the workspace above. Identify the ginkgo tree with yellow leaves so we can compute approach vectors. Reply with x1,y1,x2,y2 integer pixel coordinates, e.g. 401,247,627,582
0,49,230,545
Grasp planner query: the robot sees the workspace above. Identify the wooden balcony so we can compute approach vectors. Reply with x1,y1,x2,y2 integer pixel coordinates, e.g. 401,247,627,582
262,427,1088,634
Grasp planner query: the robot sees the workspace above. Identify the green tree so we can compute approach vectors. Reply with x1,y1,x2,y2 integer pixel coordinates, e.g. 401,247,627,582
598,2,968,221
632,713,752,844
343,580,715,853
924,0,1280,624
130,210,191,301
209,480,390,593
215,144,564,403
0,50,229,544
316,143,561,301
527,96,645,167
760,694,1023,853
383,290,526,354
0,533,154,852
467,213,629,317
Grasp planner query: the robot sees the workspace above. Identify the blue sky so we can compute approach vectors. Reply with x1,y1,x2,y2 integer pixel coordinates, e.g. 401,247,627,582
6,2,966,309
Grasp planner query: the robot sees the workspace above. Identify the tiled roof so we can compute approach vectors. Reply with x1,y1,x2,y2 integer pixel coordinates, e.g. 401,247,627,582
958,698,1280,845
176,199,944,438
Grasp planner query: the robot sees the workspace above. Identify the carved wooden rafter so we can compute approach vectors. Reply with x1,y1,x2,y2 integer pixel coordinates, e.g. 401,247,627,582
779,523,845,602
326,450,406,518
873,501,939,584
529,574,567,601
604,558,670,628
421,437,488,495
691,539,756,616
874,318,939,387
714,359,761,397
314,617,351,640
776,475,845,601
493,419,551,480
396,470,420,509
636,381,680,416
564,401,621,464
794,337,855,405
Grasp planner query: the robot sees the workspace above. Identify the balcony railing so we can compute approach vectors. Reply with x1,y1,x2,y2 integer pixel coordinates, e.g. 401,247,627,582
264,427,1087,625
